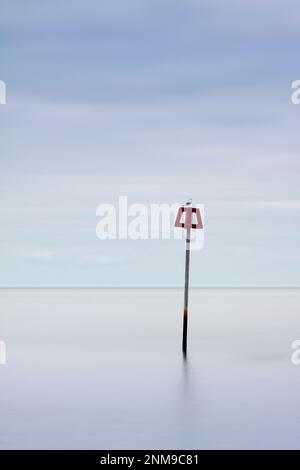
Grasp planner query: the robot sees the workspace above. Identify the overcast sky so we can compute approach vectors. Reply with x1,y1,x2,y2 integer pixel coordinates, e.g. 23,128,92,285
0,0,300,287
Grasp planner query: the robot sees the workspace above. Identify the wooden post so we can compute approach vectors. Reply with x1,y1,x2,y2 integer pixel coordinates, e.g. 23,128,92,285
175,203,203,357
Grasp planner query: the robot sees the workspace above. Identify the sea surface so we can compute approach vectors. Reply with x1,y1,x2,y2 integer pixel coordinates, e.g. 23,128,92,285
0,289,300,450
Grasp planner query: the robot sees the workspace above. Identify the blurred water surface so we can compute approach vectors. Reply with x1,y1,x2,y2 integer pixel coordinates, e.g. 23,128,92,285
0,289,300,449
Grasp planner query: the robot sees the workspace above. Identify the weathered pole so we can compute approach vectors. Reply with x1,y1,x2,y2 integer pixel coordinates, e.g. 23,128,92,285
182,227,191,355
174,202,203,357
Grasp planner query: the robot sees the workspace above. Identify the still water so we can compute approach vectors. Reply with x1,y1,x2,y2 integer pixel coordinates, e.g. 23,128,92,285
0,289,300,449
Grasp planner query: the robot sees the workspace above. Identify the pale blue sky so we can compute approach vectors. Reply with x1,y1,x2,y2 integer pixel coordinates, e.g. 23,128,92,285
0,0,300,286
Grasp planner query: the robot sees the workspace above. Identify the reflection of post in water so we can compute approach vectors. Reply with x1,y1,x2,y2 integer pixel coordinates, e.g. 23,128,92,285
180,354,200,444
180,355,195,421
182,351,189,383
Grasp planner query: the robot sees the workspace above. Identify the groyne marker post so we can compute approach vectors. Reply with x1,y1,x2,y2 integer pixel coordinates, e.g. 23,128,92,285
175,203,203,356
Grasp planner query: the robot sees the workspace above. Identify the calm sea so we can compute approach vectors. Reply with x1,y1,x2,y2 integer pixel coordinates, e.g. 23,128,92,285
0,289,300,449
